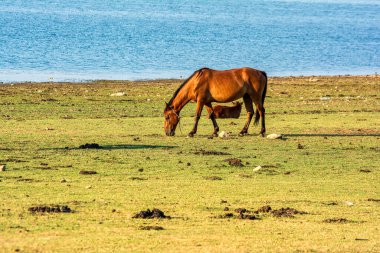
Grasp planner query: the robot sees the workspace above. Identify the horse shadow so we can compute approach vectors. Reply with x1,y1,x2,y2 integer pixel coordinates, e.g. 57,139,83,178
42,144,176,151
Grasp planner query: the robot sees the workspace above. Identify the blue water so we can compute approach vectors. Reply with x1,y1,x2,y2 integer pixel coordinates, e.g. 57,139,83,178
0,0,379,82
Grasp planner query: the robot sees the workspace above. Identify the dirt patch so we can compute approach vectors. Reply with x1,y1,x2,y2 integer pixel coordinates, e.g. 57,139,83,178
79,170,97,175
324,201,338,206
129,177,147,180
28,205,72,213
139,226,164,231
132,209,171,219
0,158,26,163
359,169,371,173
271,207,307,218
323,218,353,223
204,176,222,180
79,143,102,149
195,149,231,156
238,174,252,178
16,178,34,182
225,158,244,167
368,198,380,202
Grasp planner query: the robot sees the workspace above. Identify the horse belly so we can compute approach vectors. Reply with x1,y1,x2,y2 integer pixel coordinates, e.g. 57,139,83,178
211,86,246,103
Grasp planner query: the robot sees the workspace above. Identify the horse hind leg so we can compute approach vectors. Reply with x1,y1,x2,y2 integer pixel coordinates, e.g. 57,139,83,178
255,103,266,137
205,103,219,137
239,94,254,136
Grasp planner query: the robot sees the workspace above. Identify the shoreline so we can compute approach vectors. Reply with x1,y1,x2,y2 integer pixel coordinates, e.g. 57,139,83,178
0,73,379,85
0,68,379,84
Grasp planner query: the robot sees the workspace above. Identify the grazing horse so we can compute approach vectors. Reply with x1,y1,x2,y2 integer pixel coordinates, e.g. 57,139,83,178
164,67,267,137
211,101,242,119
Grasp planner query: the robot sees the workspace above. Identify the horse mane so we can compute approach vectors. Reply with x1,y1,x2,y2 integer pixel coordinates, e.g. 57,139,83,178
168,68,209,106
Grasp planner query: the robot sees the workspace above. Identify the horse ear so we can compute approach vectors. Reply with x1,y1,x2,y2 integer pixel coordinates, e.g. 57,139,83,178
165,102,170,109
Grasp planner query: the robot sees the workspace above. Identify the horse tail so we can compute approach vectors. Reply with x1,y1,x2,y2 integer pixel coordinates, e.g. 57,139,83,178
261,71,267,106
254,71,267,125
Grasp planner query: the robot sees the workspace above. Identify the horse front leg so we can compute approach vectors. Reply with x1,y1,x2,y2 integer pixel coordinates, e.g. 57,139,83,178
188,101,204,137
239,94,254,136
205,103,219,137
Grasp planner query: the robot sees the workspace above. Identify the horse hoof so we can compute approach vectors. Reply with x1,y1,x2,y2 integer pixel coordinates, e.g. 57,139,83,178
212,133,218,137
239,132,247,137
188,133,194,137
260,133,265,137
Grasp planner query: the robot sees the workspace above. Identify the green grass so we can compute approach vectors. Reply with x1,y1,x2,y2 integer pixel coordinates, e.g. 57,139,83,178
0,76,379,252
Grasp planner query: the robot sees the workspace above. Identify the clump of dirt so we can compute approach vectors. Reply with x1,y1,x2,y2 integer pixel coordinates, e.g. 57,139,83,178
79,170,97,175
28,205,72,213
204,176,222,180
323,218,352,223
256,205,272,213
271,207,307,218
368,198,380,202
195,149,231,156
234,208,258,220
237,213,258,220
79,143,102,149
297,143,305,149
217,207,258,220
235,208,247,213
225,158,244,167
218,213,234,218
139,226,164,231
132,209,171,219
359,169,371,173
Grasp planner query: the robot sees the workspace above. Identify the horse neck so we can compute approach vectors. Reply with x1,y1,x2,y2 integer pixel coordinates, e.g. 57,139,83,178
171,86,190,113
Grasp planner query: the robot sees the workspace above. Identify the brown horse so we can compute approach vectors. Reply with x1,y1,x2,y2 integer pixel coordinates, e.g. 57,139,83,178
211,101,242,119
164,67,267,137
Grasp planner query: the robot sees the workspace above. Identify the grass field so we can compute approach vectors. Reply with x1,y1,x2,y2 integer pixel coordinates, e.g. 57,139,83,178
0,75,379,252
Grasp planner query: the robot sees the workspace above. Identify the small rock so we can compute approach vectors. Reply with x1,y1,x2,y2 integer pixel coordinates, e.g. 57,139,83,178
86,185,92,189
0,164,6,171
344,201,354,206
320,96,331,101
218,131,229,139
60,179,67,183
267,133,283,140
110,92,125,97
253,166,262,172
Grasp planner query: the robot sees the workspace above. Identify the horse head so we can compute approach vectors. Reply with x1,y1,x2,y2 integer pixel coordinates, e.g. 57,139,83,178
164,102,180,136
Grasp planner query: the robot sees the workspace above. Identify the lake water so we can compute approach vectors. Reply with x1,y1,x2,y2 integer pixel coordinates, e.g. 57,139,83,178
0,0,379,82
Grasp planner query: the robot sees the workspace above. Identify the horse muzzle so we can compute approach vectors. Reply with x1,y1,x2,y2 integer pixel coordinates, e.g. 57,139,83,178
165,129,175,136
